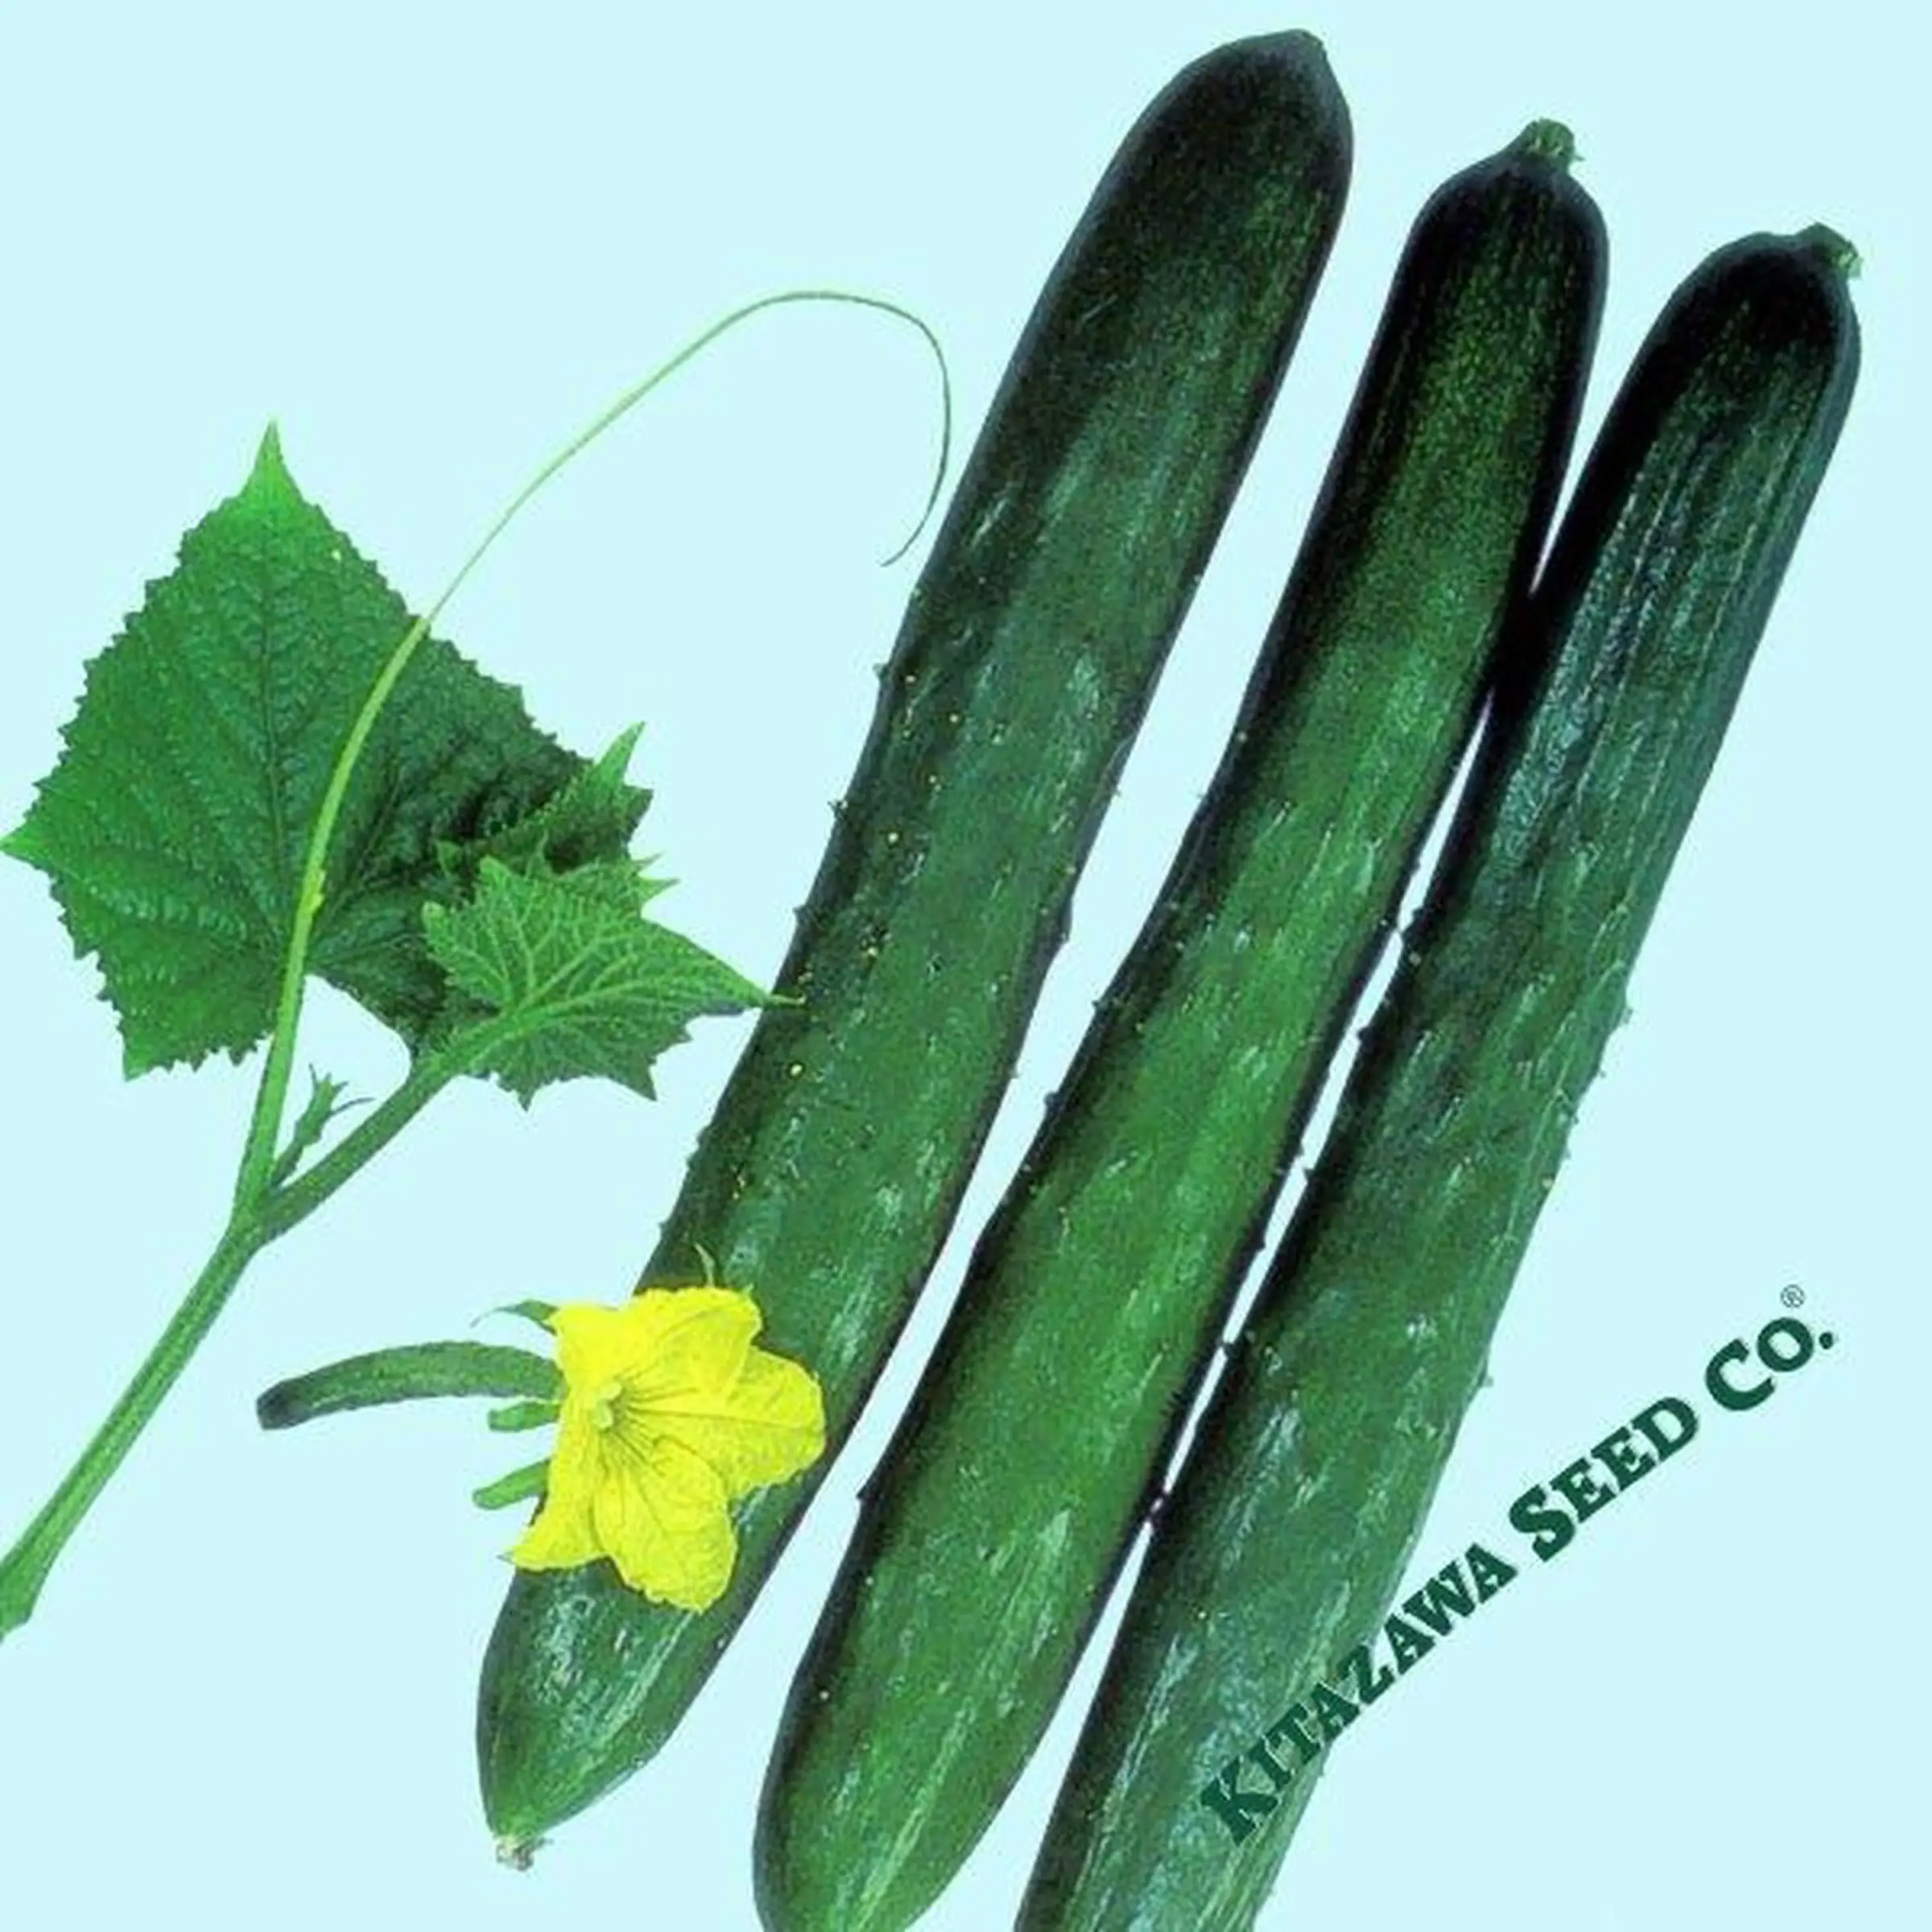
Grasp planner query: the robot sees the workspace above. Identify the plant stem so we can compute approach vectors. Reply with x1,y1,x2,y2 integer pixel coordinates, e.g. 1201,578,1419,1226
0,1046,479,1639
3,287,950,1641
233,287,949,1215
0,1220,264,1639
255,1047,464,1241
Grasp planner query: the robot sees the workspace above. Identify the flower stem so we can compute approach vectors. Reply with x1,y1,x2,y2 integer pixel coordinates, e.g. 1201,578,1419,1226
0,1221,264,1639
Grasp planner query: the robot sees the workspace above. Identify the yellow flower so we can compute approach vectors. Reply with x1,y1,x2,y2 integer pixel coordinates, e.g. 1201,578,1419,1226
509,1286,824,1612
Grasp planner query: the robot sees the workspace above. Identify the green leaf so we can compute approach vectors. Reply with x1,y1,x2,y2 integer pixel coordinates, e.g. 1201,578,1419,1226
479,1306,564,1336
481,1298,560,1335
424,857,766,1104
2,427,621,1075
487,1398,562,1433
256,1340,561,1429
437,724,652,890
475,1459,551,1510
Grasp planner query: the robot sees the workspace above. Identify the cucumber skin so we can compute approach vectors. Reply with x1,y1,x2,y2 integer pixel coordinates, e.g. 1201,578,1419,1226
475,31,1351,1847
1019,233,1860,1932
754,133,1605,1932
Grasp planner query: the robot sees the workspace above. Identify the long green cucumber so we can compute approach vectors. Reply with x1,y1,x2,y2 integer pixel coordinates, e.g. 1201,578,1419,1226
1018,225,1860,1932
475,32,1350,1852
753,126,1605,1932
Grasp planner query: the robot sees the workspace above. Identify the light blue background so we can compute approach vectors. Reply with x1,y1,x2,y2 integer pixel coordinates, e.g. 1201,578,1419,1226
2,3,1924,1926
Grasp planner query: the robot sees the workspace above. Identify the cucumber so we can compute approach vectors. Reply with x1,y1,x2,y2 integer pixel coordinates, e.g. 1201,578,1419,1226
1017,226,1860,1931
475,31,1351,1851
753,126,1605,1932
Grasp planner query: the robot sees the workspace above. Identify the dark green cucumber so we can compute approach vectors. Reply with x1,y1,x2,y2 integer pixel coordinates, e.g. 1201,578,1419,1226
476,32,1350,1850
754,126,1604,1932
1018,226,1860,1932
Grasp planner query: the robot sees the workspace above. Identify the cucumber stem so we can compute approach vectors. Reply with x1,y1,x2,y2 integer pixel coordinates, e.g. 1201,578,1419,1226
1513,118,1578,169
0,1224,262,1639
0,1037,493,1635
1795,221,1862,279
0,288,951,1646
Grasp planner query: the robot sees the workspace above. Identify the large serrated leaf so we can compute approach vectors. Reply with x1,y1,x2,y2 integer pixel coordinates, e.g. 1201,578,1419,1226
2,428,607,1073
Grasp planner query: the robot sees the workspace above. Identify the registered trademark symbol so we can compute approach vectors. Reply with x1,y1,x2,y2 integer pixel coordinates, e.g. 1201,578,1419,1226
1781,1284,1805,1309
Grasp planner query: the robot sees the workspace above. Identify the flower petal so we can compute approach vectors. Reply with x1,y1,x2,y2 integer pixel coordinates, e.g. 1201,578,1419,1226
590,1435,737,1611
548,1300,648,1396
615,1286,761,1403
506,1410,603,1573
650,1344,827,1498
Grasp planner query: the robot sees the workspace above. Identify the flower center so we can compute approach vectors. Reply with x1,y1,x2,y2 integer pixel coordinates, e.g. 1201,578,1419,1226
588,1377,626,1432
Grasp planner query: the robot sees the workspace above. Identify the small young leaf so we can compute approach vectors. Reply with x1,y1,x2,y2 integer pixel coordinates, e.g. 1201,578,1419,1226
438,725,652,890
268,1067,365,1189
425,858,766,1104
483,1299,560,1334
3,429,620,1074
488,1399,562,1433
476,1461,551,1511
257,1340,560,1429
